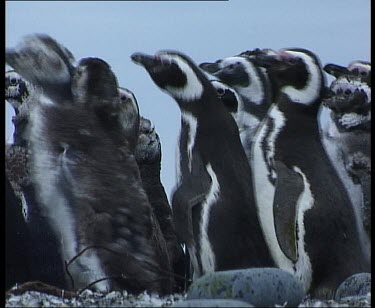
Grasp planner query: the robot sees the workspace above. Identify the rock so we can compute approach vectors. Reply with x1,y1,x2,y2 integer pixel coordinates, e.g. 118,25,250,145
187,268,305,307
334,273,371,300
172,299,253,307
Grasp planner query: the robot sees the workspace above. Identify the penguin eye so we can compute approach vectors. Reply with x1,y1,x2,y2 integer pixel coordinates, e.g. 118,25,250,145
351,68,359,74
74,68,83,77
10,78,18,85
344,89,352,95
287,57,300,65
228,64,235,70
121,95,129,103
216,88,225,96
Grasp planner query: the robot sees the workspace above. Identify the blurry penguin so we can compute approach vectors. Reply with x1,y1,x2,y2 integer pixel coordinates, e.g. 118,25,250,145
135,116,186,291
321,62,371,240
5,68,66,288
7,34,173,294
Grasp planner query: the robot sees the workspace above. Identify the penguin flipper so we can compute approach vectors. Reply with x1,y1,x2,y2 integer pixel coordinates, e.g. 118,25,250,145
172,185,206,246
273,160,304,262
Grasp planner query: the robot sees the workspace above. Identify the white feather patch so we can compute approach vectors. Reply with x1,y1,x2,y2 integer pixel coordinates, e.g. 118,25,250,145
161,55,204,102
181,111,198,172
175,135,182,186
199,163,219,274
282,51,322,105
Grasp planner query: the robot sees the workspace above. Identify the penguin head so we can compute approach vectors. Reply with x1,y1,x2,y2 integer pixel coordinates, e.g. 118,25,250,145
5,70,30,113
72,57,119,105
253,48,325,106
199,57,252,88
6,33,75,88
118,87,140,129
199,48,277,78
210,80,239,114
131,50,212,108
324,61,371,86
323,76,371,130
238,48,278,58
135,117,161,164
200,52,274,107
117,87,141,151
348,61,371,81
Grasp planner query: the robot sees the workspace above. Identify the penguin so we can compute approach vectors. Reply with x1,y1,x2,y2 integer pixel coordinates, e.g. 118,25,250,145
135,116,186,292
7,34,173,294
320,63,371,241
199,54,274,149
42,57,173,293
251,48,371,299
131,50,275,279
5,69,66,288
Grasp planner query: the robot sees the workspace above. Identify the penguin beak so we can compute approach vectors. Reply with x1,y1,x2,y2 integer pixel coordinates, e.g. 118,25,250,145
199,62,221,74
131,52,162,70
323,64,350,78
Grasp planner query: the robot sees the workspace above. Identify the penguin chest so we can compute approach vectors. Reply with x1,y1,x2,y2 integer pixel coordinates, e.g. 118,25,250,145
251,106,313,291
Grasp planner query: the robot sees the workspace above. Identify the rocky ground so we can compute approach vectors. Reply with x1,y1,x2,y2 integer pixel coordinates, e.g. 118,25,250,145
5,268,371,307
4,288,371,307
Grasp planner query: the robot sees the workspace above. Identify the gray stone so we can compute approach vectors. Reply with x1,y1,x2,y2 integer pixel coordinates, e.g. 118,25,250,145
187,268,305,307
334,272,371,300
172,299,253,307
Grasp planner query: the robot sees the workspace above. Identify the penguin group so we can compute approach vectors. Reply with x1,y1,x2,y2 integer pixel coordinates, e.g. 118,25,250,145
6,33,370,300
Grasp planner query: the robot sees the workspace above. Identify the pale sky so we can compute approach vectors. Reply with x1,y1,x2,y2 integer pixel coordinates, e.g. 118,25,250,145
5,0,371,201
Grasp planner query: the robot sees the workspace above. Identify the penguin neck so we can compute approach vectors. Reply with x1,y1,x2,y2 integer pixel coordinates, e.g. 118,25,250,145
277,94,321,136
235,72,272,121
240,95,271,121
138,159,161,187
176,86,218,116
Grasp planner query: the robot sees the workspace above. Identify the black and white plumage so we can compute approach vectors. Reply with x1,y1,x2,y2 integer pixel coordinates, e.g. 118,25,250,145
132,50,275,279
251,48,370,298
5,68,66,288
6,34,173,294
117,87,140,153
6,141,67,289
320,62,371,240
135,116,186,291
5,70,32,146
5,70,30,115
199,54,273,150
6,174,32,290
